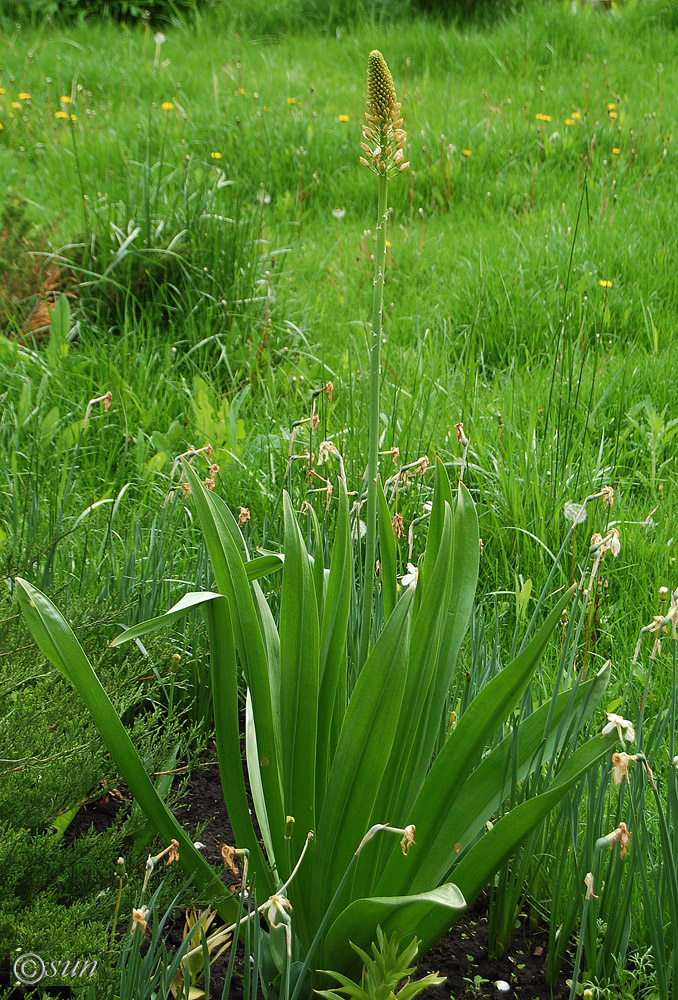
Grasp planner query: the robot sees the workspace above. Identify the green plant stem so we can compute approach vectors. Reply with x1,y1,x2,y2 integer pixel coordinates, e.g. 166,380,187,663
358,172,389,670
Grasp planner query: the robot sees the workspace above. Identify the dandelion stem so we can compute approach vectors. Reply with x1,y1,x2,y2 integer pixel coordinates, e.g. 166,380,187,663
359,172,389,668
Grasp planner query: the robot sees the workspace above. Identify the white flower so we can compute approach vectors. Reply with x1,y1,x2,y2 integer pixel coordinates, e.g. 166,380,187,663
602,712,635,743
265,893,293,928
401,563,419,589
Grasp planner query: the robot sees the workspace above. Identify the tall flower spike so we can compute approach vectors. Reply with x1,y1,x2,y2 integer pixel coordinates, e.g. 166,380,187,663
361,50,408,177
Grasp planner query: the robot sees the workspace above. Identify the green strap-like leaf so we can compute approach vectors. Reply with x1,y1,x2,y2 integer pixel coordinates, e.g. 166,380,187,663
109,590,224,647
450,731,618,909
359,504,453,897
376,585,574,896
404,481,480,810
279,492,319,900
15,577,235,922
245,691,278,877
203,597,274,895
312,590,414,929
317,483,351,813
321,883,465,977
377,477,397,622
183,463,286,866
407,662,611,894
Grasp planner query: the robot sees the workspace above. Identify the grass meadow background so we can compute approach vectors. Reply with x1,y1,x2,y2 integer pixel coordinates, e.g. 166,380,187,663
1,0,678,994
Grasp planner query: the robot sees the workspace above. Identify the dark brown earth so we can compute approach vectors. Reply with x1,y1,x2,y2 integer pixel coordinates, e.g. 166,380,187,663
8,749,573,999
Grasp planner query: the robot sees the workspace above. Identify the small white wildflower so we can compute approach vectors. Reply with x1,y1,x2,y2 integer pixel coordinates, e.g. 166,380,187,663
265,893,293,928
602,712,635,743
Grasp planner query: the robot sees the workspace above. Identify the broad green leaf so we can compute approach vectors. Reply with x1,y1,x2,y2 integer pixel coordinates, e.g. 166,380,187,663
403,482,480,806
244,554,284,581
245,691,277,877
421,459,453,584
183,464,285,865
279,491,319,933
312,589,414,927
408,662,611,894
317,483,351,813
360,504,453,897
308,503,326,619
377,477,397,622
321,883,465,976
376,585,574,896
203,596,273,895
15,577,235,922
405,482,480,805
109,590,224,647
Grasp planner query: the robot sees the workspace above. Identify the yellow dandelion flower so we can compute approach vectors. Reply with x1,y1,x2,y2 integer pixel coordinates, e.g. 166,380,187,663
237,88,247,96
572,111,582,120
385,239,392,248
11,102,20,109
612,147,620,155
286,97,297,105
462,148,472,156
337,113,350,122
608,110,618,119
0,122,3,130
161,101,174,111
18,92,31,100
606,102,617,110
55,110,68,119
599,279,613,288
536,113,551,122
565,118,575,126
210,151,222,159
263,106,272,112
70,114,77,121
0,88,5,95
60,95,72,103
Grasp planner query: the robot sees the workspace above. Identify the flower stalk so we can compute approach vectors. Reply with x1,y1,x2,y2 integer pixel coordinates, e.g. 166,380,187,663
358,50,406,668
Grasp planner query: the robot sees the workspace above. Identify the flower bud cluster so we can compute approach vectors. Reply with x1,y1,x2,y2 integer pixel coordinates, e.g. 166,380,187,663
360,50,409,178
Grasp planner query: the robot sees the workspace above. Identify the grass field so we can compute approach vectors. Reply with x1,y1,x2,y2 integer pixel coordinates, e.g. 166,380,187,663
2,1,678,996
